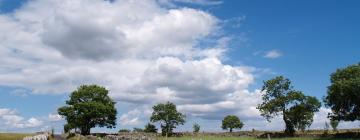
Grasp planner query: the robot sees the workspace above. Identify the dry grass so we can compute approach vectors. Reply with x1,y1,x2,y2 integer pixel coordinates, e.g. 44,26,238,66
0,133,34,140
157,136,358,140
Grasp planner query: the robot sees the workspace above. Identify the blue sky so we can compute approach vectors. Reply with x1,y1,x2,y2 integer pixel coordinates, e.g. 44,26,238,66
0,0,359,133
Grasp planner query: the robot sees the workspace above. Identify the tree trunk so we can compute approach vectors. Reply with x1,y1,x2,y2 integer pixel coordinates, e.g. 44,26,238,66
283,113,294,136
230,128,233,133
80,126,91,135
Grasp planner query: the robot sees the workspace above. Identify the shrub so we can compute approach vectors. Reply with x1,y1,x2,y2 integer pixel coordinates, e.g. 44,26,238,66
119,129,131,133
193,123,200,133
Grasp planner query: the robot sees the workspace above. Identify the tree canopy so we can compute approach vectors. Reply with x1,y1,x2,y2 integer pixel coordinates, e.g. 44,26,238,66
257,76,321,134
221,115,244,132
324,63,360,121
150,101,185,136
58,85,117,135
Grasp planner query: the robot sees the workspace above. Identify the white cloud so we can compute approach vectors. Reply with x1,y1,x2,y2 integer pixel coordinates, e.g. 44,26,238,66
119,109,142,126
2,0,354,132
0,0,256,125
48,113,63,122
124,57,254,104
9,89,28,97
0,108,43,129
264,50,282,58
26,118,43,128
173,0,223,5
10,0,216,61
0,108,17,116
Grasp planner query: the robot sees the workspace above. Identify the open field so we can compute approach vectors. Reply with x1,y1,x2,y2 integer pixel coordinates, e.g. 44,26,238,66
157,136,359,140
64,135,360,140
2,130,360,140
0,133,34,140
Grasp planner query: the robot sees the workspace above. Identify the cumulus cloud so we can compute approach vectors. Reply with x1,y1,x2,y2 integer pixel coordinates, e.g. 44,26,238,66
264,50,282,58
173,0,223,5
0,0,342,132
0,0,273,131
0,108,43,129
48,113,63,122
119,109,142,126
9,88,28,97
117,57,254,103
12,0,217,61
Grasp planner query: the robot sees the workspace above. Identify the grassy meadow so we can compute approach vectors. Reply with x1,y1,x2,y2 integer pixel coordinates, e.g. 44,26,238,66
157,136,359,140
1,133,360,140
0,133,34,140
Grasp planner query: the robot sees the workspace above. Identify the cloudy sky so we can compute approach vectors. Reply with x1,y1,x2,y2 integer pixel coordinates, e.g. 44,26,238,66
0,0,360,133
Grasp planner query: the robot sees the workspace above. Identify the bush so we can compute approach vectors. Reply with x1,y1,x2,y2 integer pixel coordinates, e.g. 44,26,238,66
193,123,200,133
133,127,144,133
144,123,157,133
118,129,131,133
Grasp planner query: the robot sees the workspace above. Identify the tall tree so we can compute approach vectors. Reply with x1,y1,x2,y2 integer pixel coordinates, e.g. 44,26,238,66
257,76,321,135
221,115,244,132
324,63,360,121
150,101,185,136
58,85,117,135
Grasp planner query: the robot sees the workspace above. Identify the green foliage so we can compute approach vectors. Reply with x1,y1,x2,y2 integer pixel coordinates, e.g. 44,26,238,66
133,128,144,132
118,129,130,133
144,123,158,133
150,101,185,136
58,85,117,135
193,123,200,133
324,63,360,121
221,115,244,132
286,95,322,132
257,76,321,134
330,119,339,132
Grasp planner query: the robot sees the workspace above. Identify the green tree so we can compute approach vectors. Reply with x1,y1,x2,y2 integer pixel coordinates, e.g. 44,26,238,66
144,123,157,133
118,129,130,133
324,63,360,122
133,128,144,133
257,76,321,135
150,101,185,136
330,119,339,132
193,123,200,133
58,85,117,135
286,95,321,132
221,115,244,132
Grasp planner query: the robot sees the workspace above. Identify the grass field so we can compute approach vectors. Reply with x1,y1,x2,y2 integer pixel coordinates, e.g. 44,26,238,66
1,133,359,140
0,133,34,140
157,136,359,140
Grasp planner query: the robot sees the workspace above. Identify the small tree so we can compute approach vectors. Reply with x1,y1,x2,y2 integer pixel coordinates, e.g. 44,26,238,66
330,119,339,132
144,123,157,133
119,129,130,133
193,123,200,133
150,101,185,136
133,128,144,133
58,85,117,135
221,115,244,132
